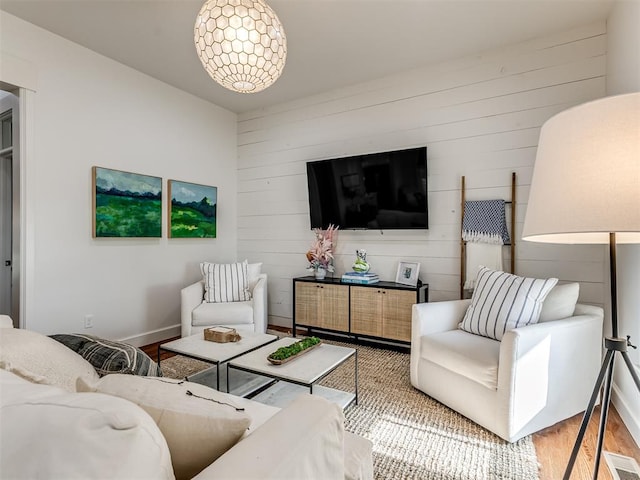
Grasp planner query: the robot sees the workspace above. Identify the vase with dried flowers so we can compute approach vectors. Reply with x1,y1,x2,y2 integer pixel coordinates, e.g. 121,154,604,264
306,224,338,279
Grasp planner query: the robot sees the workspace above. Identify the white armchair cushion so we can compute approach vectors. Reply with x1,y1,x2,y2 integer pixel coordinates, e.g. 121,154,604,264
539,282,580,322
192,300,254,326
201,261,251,303
420,329,501,389
459,267,558,340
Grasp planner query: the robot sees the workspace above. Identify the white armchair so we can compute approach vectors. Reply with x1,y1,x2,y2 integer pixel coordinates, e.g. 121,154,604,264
410,297,603,442
181,272,268,338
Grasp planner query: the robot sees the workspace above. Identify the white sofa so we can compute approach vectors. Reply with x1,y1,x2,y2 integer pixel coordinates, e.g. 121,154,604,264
181,271,268,337
0,320,373,480
410,296,604,443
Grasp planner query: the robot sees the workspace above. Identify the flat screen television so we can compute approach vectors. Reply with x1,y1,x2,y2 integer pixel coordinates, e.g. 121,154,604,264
306,146,428,230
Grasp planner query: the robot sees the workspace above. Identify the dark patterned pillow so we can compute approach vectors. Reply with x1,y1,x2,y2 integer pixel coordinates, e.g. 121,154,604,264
50,334,162,377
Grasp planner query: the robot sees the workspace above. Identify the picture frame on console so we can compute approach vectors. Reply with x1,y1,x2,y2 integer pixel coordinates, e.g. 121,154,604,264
395,261,420,286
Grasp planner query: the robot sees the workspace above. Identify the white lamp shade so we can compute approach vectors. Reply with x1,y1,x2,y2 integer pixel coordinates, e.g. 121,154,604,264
194,0,287,94
522,92,640,244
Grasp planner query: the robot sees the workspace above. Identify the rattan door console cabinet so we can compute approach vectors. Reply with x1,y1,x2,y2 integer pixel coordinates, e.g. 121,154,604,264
294,280,349,332
293,276,428,345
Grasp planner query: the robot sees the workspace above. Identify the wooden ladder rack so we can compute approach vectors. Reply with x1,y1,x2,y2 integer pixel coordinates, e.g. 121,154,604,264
460,172,516,299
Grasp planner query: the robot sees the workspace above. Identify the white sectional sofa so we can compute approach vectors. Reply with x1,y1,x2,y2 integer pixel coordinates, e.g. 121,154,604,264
0,316,373,480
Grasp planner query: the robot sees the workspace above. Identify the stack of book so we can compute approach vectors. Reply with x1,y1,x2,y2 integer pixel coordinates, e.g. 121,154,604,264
341,271,379,284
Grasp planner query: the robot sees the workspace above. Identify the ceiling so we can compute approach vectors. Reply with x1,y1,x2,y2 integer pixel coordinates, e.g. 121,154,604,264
1,0,615,114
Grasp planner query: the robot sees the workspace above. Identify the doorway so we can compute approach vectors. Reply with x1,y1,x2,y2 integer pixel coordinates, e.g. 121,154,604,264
0,89,19,324
0,108,13,317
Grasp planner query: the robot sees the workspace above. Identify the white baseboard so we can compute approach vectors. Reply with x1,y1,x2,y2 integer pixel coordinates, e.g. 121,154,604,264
267,315,292,330
612,382,640,448
118,325,181,348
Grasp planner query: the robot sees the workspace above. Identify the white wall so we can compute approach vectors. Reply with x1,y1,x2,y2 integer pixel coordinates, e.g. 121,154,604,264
606,0,640,447
237,22,608,328
0,12,238,345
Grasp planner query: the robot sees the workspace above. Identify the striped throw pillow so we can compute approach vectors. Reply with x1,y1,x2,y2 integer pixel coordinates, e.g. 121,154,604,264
201,261,251,303
459,267,558,341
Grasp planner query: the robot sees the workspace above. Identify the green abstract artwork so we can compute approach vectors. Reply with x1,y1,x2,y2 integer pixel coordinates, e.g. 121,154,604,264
93,167,162,237
168,180,217,238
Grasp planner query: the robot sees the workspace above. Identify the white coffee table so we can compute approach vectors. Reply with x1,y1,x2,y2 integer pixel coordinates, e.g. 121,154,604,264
227,337,358,409
158,331,278,394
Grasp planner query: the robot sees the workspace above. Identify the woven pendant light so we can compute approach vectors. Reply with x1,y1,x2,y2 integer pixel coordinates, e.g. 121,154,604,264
194,0,287,93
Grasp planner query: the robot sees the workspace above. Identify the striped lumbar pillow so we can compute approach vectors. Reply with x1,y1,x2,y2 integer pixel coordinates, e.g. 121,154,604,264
459,266,558,341
201,261,251,303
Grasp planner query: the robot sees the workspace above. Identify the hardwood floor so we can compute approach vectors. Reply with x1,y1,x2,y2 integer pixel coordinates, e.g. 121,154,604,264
535,406,639,480
144,335,640,479
142,336,179,363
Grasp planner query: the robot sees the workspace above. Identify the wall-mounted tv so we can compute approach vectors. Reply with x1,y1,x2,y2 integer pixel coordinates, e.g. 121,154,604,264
306,146,428,230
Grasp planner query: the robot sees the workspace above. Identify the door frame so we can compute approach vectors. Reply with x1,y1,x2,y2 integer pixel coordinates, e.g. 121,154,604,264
0,86,34,329
2,51,38,329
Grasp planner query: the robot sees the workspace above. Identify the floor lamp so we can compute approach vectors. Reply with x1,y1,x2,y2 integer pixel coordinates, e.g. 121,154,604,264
522,92,640,479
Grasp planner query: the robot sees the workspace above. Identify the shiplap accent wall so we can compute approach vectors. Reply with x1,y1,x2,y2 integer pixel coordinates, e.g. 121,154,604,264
237,22,607,329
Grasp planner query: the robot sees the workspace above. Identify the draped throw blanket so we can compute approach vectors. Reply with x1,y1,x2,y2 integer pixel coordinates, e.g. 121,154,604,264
462,200,510,245
463,199,510,290
463,243,504,290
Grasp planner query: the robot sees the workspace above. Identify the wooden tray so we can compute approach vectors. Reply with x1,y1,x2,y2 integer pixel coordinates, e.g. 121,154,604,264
267,341,322,365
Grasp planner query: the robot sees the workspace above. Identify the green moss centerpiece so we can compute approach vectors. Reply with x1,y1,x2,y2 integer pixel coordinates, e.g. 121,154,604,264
267,337,322,365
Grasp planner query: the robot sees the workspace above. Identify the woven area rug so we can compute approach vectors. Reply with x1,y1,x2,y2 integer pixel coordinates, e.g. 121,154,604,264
161,340,540,480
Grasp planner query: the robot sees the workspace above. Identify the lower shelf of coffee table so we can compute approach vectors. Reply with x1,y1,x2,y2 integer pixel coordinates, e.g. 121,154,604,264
249,382,355,410
187,366,275,397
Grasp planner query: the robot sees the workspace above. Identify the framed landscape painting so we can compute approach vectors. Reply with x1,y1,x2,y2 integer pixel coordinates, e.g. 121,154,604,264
168,180,217,238
92,167,162,238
